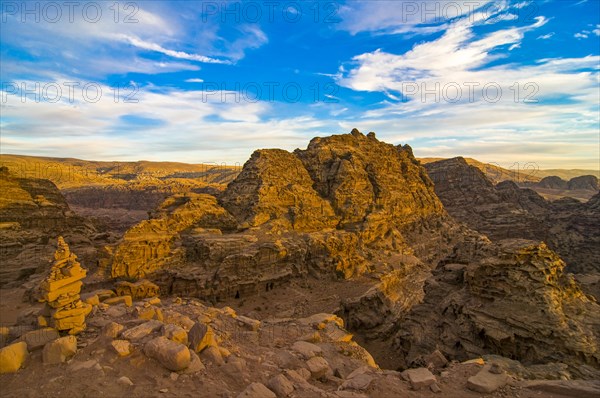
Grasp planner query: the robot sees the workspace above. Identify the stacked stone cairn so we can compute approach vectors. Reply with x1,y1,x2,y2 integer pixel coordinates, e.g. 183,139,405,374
38,237,92,335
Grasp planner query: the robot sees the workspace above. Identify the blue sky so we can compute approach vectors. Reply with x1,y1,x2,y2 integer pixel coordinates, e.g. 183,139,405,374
1,0,599,169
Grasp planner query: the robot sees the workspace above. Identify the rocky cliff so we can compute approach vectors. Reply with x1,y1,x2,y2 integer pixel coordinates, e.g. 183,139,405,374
425,158,600,273
393,239,600,376
0,167,96,286
110,129,458,302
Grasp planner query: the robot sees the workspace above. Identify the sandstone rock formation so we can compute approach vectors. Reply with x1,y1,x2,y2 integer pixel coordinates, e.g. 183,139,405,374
37,237,92,334
0,167,96,286
537,176,568,189
110,129,463,309
568,175,599,191
393,239,600,376
425,157,600,273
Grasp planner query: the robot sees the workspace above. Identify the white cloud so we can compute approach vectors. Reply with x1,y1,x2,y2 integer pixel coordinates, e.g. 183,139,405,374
185,78,204,83
337,0,496,36
537,32,554,40
334,8,599,169
574,33,589,39
0,2,267,79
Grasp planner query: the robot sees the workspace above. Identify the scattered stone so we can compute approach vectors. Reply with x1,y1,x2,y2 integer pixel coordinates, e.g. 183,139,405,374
425,350,448,368
188,322,216,352
306,356,332,379
237,382,277,398
267,374,294,397
292,341,322,359
121,320,162,341
104,295,133,307
183,351,205,374
430,383,442,393
101,322,125,339
144,336,191,371
111,340,133,356
162,310,195,331
223,355,246,376
94,290,117,302
200,346,224,366
402,368,437,390
236,315,260,331
162,323,188,345
341,367,374,391
341,373,373,391
159,388,168,393
463,358,485,365
81,293,100,306
170,372,179,381
43,335,77,364
19,328,59,351
135,306,161,321
69,359,100,372
467,365,510,393
118,376,134,386
0,341,28,374
145,297,161,306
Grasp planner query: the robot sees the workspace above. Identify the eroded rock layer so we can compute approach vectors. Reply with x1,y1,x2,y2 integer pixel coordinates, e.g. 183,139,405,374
394,239,600,374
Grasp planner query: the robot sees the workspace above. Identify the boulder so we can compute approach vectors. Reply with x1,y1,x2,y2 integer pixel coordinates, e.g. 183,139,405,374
0,341,28,373
183,351,205,374
144,336,191,371
402,368,437,390
19,328,59,350
236,315,261,331
306,356,332,379
200,346,224,366
101,322,125,338
188,322,216,352
42,335,77,364
121,320,162,341
237,382,277,398
292,341,322,359
425,350,448,368
111,340,133,356
162,324,188,345
467,365,510,393
267,374,294,397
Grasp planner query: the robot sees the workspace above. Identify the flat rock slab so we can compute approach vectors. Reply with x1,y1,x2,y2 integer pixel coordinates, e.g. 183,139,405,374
292,341,322,359
521,380,600,398
402,367,437,390
19,328,59,350
121,320,162,341
467,365,509,393
144,336,190,371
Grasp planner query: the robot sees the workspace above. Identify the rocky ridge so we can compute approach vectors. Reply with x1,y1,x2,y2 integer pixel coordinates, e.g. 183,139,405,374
424,157,600,273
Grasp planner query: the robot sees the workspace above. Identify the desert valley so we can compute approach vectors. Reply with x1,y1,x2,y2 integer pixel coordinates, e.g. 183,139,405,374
0,129,599,397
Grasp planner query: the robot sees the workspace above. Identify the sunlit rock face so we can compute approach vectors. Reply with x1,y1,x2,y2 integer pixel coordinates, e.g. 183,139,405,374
0,167,95,286
110,129,458,299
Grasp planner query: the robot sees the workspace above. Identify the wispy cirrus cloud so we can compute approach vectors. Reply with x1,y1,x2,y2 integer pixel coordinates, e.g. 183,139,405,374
334,3,599,169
